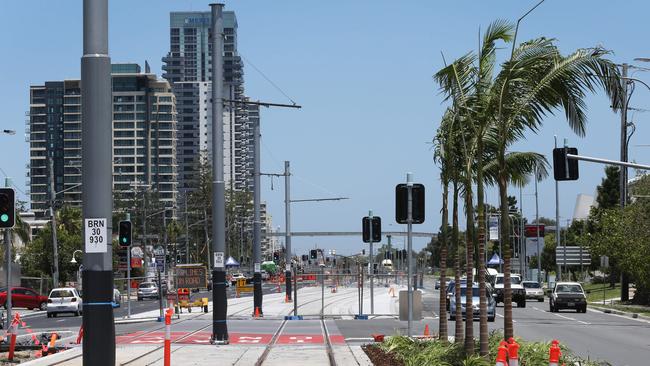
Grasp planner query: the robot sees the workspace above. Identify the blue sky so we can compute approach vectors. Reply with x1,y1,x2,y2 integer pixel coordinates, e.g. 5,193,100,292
1,1,649,256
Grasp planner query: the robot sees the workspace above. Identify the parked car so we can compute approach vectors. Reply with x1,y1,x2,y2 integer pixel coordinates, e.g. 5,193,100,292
493,274,526,307
522,281,545,302
449,283,496,322
137,282,159,301
0,287,49,311
549,282,587,313
445,279,467,311
47,288,82,317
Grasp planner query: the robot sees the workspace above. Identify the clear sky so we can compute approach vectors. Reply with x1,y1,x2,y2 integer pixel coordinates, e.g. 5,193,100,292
1,1,649,257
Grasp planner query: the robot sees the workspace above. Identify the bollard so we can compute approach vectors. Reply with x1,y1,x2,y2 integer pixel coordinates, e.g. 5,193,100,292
7,333,17,361
76,325,84,344
495,341,508,366
549,339,561,366
164,308,173,366
507,337,520,366
7,313,20,360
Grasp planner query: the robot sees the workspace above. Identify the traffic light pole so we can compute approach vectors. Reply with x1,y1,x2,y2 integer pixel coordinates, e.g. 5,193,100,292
252,111,263,316
49,160,60,288
284,161,292,302
126,213,131,319
3,180,12,329
210,3,228,344
81,0,115,363
368,210,374,315
406,173,414,338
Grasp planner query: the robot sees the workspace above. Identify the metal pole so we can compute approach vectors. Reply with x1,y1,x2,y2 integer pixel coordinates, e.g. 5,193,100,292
252,99,263,314
293,264,298,316
520,186,525,279
49,159,60,288
406,173,413,337
210,3,228,344
284,161,292,302
143,191,148,277
534,166,541,284
4,218,12,329
163,212,168,285
321,265,325,319
554,136,561,281
184,196,189,264
620,64,630,301
368,210,374,315
157,267,163,319
81,0,115,362
126,213,131,319
203,208,210,270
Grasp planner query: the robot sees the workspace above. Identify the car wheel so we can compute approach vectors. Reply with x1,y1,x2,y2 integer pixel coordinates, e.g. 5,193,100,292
549,303,554,312
75,311,81,317
449,315,455,321
518,301,526,308
52,313,57,318
583,307,587,313
538,298,544,302
40,302,48,311
488,316,495,322
47,313,52,318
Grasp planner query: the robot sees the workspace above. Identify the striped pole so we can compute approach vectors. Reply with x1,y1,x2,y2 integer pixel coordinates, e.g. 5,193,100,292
164,308,173,366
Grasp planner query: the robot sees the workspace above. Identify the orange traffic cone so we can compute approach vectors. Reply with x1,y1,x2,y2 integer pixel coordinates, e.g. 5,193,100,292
254,307,261,318
285,294,290,303
423,324,430,337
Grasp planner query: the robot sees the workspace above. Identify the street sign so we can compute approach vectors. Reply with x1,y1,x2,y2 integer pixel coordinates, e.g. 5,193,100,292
214,252,224,268
488,216,499,240
553,147,579,181
395,184,425,224
175,264,208,289
84,218,108,253
600,255,609,268
524,224,545,238
555,246,591,266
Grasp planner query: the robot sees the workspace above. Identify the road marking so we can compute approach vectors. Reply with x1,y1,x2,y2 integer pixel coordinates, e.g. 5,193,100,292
552,313,590,325
589,307,650,325
495,313,517,323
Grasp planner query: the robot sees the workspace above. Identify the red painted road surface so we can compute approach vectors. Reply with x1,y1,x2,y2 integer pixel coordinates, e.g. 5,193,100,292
116,331,345,345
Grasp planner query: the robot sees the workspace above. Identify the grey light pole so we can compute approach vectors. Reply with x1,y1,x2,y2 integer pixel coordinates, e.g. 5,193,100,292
49,159,59,288
3,179,13,330
554,136,561,281
534,165,541,284
284,161,292,302
368,210,374,315
252,102,263,315
81,0,115,362
619,64,630,301
210,3,228,344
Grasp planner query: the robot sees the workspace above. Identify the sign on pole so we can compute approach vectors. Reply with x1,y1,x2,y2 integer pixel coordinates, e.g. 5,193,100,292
84,218,107,253
214,252,224,268
555,246,591,266
488,216,499,240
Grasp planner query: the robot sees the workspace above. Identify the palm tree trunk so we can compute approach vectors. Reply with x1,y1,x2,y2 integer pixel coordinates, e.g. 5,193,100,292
439,180,449,342
464,183,475,355
452,181,463,344
499,155,514,340
432,179,449,342
476,142,489,357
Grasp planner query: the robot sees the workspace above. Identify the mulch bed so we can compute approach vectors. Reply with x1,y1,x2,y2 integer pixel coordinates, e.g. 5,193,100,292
362,344,404,366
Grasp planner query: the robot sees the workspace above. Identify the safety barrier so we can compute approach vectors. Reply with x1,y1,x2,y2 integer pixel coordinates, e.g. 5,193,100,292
164,308,173,366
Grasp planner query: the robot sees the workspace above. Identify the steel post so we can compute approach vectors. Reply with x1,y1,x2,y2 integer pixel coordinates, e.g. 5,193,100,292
81,0,115,362
368,210,374,315
534,166,541,284
252,101,263,314
406,173,413,337
554,136,561,281
619,64,630,301
284,161,292,302
4,227,12,330
49,160,60,287
210,3,228,343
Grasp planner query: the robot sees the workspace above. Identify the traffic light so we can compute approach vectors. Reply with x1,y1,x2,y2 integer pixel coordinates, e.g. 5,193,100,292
553,147,579,181
362,249,366,255
301,254,308,262
273,252,279,261
310,249,317,260
395,183,425,224
0,188,15,229
118,220,132,248
362,216,381,243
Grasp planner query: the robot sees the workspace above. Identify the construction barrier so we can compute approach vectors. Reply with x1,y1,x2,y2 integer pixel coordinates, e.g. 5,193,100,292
164,308,173,366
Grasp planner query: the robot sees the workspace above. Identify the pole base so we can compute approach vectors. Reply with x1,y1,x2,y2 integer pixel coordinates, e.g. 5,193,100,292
284,315,303,320
354,314,369,320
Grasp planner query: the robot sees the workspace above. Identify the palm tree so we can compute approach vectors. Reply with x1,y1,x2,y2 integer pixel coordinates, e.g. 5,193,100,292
433,122,450,342
486,38,622,340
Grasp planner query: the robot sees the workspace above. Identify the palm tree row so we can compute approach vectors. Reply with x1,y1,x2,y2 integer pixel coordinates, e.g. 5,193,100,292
432,20,621,357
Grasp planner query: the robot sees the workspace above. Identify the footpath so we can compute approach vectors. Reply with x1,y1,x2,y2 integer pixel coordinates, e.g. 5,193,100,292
22,282,409,365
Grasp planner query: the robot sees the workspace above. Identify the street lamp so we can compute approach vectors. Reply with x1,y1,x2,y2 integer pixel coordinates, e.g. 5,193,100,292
70,249,83,264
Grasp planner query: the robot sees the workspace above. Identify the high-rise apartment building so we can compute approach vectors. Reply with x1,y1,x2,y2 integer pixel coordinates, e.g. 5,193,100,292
28,64,178,217
162,11,254,196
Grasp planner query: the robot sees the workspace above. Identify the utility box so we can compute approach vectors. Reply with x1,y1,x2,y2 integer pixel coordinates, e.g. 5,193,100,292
399,290,422,321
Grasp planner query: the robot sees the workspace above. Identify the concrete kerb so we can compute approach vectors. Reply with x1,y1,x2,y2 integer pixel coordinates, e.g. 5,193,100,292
590,305,650,321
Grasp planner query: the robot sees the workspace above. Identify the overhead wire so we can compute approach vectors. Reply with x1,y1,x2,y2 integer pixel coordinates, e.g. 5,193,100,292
240,53,297,106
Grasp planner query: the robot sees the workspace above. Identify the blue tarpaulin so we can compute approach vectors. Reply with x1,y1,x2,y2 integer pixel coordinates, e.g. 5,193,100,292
225,256,240,267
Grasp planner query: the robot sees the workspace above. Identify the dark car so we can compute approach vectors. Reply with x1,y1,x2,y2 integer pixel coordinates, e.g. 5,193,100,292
549,282,587,313
0,287,49,311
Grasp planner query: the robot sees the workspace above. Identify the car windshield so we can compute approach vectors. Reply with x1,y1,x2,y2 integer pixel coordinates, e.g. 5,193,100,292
523,282,541,288
496,276,521,285
556,285,583,293
459,288,481,297
139,283,155,289
50,290,74,298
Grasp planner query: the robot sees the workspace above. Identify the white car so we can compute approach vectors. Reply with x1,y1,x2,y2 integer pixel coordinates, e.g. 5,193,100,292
493,274,526,307
113,289,121,307
47,288,82,318
522,281,545,302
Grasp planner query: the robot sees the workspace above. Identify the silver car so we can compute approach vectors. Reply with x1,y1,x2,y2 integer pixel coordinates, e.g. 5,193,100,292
449,284,496,322
522,281,545,302
137,282,159,301
47,288,82,317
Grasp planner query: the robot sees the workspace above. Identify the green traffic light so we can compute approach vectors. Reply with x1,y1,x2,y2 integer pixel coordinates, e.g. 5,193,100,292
122,237,127,243
0,214,7,223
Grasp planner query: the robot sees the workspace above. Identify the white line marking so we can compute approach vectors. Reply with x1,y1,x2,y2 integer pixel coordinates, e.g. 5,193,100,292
589,307,650,325
551,313,590,325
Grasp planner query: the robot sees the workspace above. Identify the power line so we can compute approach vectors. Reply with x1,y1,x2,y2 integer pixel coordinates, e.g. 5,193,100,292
240,53,297,106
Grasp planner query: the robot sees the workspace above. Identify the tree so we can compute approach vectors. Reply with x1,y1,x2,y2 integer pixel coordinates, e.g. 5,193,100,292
596,166,620,209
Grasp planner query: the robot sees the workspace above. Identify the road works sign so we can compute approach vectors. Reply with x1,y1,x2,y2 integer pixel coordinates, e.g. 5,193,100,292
175,264,208,288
